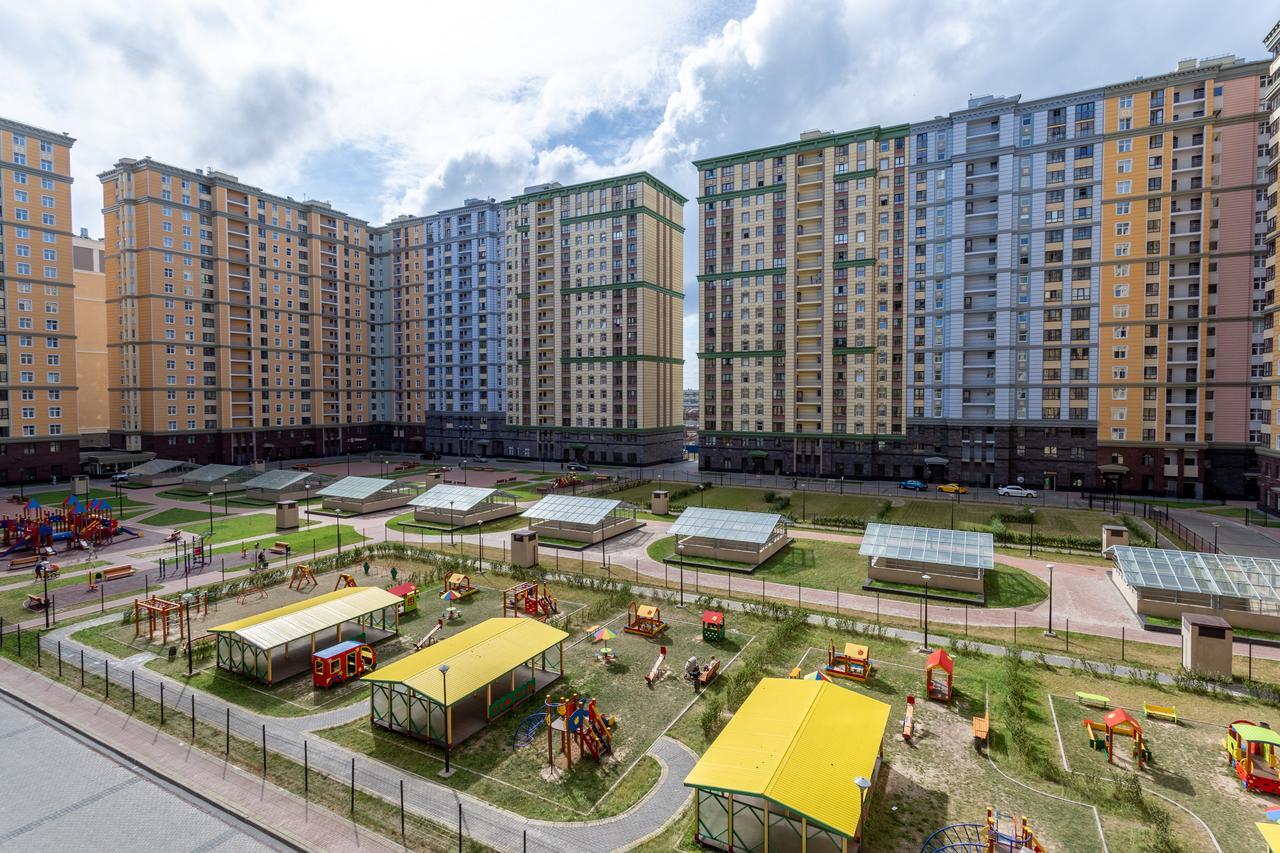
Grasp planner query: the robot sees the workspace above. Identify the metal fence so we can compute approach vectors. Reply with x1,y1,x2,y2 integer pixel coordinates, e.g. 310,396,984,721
0,624,596,853
1142,504,1218,554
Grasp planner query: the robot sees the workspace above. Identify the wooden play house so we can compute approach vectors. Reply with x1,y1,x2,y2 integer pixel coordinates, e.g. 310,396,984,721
823,640,871,681
624,602,667,638
702,610,725,642
1084,707,1150,770
925,647,954,702
502,581,558,621
311,640,377,689
441,573,477,600
1224,720,1280,794
388,582,418,615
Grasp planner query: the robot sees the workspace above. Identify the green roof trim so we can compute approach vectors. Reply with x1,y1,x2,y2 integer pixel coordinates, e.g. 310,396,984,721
560,355,683,365
692,124,911,171
834,258,876,269
696,184,788,205
515,224,530,232
508,172,688,206
697,267,786,282
516,291,530,299
509,424,684,436
831,168,878,183
562,281,683,299
697,350,785,359
557,206,684,234
832,346,876,355
702,429,906,441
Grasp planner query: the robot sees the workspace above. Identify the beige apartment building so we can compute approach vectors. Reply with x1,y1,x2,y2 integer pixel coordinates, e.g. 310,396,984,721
502,174,685,465
99,159,373,464
695,127,910,476
1259,21,1280,510
0,118,81,482
72,230,108,446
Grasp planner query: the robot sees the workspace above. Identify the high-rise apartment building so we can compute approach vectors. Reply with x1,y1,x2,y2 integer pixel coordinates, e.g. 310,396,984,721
502,175,685,465
100,159,374,463
1259,20,1280,512
694,127,909,477
698,53,1271,498
73,230,108,446
369,198,505,456
0,118,81,481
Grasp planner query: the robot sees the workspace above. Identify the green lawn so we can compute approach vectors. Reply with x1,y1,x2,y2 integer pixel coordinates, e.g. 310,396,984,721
178,512,314,546
138,507,209,527
386,510,528,536
155,488,216,501
209,523,365,562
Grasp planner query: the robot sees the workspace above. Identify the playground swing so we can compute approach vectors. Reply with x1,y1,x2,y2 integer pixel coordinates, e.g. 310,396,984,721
623,602,667,638
333,572,358,590
288,564,318,592
1083,707,1150,770
925,647,954,703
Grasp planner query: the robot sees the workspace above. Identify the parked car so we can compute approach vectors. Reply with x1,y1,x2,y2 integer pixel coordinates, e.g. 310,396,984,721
937,483,968,494
471,456,490,464
997,484,1038,498
420,451,441,461
110,472,131,484
567,463,589,472
898,479,927,491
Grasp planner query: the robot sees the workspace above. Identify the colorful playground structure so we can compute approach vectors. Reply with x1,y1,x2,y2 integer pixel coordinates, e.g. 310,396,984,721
544,693,616,770
921,808,1047,852
701,610,725,642
624,602,667,638
441,573,477,600
388,582,418,614
503,581,558,621
1224,719,1280,794
311,640,377,689
1,495,138,561
824,640,872,681
926,648,954,703
1084,707,1151,770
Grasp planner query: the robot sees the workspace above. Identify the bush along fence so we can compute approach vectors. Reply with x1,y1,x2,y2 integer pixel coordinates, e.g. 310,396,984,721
0,623,592,853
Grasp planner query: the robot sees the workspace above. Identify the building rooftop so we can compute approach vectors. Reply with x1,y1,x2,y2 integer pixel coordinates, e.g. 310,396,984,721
669,506,784,545
408,484,516,512
859,523,994,571
1112,545,1280,605
524,494,625,527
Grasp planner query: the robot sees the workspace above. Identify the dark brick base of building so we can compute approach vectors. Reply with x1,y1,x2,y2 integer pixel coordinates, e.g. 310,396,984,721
0,439,82,486
110,426,377,467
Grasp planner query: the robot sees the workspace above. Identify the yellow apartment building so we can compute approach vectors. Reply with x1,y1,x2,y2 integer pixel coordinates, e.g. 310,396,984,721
72,230,108,446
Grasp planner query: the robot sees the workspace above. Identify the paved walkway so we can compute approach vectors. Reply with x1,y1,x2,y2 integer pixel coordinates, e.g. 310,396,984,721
1171,506,1280,557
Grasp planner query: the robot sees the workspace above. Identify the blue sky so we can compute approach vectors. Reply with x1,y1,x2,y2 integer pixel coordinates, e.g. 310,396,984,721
3,0,1274,387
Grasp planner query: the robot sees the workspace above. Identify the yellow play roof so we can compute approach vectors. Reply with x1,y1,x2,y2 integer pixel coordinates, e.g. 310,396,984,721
1260,822,1280,852
844,643,868,659
363,617,568,705
637,604,659,618
684,678,890,839
209,586,402,650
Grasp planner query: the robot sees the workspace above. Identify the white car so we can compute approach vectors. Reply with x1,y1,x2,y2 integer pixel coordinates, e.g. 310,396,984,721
997,484,1037,498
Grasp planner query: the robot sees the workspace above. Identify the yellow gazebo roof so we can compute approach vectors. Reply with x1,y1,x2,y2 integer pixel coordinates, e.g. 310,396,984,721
1258,822,1280,852
684,678,890,839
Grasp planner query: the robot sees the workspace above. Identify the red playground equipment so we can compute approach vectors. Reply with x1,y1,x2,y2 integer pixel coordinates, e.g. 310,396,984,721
545,693,616,770
503,582,558,621
1084,707,1150,771
311,640,377,689
1,495,138,561
1224,719,1280,793
624,602,667,638
823,640,872,681
926,648,954,703
902,695,917,741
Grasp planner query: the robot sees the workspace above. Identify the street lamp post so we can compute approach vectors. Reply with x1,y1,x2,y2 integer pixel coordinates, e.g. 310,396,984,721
1043,564,1056,638
207,491,214,535
449,500,455,547
184,593,194,676
438,663,452,776
853,776,871,839
462,459,468,486
1027,508,1036,558
1212,522,1221,553
40,559,50,629
222,477,229,515
920,574,931,651
677,541,685,607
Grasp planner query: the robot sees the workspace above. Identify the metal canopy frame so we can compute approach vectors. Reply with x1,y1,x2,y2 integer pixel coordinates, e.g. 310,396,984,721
858,522,994,570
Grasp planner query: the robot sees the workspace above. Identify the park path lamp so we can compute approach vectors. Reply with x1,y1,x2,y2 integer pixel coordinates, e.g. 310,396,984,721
854,775,871,837
449,500,455,547
222,477,229,515
1212,522,1221,553
207,490,215,535
438,663,452,775
920,574,931,651
39,558,51,629
1027,508,1036,558
184,592,194,676
676,541,685,607
1043,564,1056,638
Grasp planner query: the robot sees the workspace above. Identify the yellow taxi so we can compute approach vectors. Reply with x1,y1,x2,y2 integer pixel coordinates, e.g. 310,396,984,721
936,483,968,494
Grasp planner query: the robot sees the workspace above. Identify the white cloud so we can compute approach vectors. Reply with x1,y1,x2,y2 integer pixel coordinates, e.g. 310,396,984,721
1,0,1271,391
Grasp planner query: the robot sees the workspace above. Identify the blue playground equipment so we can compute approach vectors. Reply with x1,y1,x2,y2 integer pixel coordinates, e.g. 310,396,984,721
921,809,1045,853
920,823,986,852
513,712,545,748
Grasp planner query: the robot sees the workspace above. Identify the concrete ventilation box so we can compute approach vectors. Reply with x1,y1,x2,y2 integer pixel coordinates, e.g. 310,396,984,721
651,490,670,515
1101,524,1129,554
276,501,299,530
1181,613,1233,678
511,530,539,568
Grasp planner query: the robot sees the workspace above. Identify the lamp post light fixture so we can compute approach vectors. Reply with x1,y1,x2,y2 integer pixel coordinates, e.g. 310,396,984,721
438,663,452,776
222,477,229,515
40,559,51,629
676,541,685,607
449,500,455,547
207,490,215,535
853,775,871,832
1027,507,1036,558
1043,564,1056,638
1211,522,1221,553
920,574,931,651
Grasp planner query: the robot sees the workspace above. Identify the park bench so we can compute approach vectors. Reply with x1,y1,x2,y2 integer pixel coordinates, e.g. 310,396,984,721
23,593,47,610
9,555,39,570
496,476,517,484
100,565,135,582
788,666,802,679
1143,702,1178,724
972,711,990,747
699,659,721,686
1075,691,1109,708
268,541,291,555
